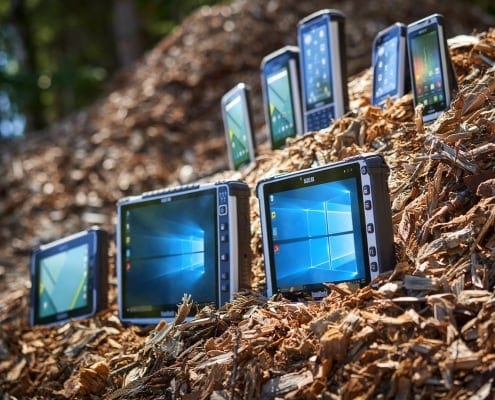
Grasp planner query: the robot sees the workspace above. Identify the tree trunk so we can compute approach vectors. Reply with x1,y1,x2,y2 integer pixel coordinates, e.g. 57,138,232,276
8,0,45,131
112,0,142,68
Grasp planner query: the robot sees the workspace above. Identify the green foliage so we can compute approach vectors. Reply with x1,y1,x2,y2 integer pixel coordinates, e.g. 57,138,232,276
0,0,226,136
475,0,495,15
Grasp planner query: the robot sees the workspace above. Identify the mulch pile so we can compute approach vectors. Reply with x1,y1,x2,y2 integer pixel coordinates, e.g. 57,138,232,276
1,0,495,398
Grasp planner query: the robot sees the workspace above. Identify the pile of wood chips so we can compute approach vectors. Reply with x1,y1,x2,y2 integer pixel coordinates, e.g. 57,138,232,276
1,1,495,399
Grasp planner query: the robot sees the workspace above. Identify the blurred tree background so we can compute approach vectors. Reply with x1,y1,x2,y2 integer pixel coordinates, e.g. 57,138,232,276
0,0,224,138
0,0,493,139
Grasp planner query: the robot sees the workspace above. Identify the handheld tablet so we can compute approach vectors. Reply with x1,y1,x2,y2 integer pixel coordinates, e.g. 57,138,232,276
257,154,395,301
371,23,409,107
297,9,349,132
30,227,109,326
221,83,256,170
116,181,251,324
261,46,303,148
407,14,457,122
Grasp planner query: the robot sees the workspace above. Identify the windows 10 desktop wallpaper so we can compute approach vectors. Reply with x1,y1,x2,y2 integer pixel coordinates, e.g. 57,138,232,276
122,192,217,309
268,178,366,289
